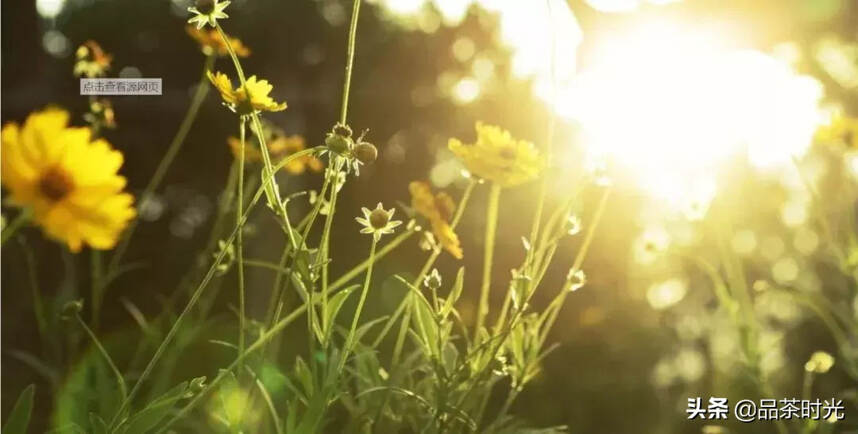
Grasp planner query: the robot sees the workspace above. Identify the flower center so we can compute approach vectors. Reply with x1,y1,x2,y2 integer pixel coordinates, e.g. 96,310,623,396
369,209,390,229
195,0,216,14
39,167,74,201
499,147,517,160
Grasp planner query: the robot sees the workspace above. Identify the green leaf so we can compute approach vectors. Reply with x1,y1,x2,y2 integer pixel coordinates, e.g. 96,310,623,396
324,284,359,334
3,384,35,434
394,275,438,355
120,378,202,434
88,413,108,434
293,357,315,397
440,267,465,319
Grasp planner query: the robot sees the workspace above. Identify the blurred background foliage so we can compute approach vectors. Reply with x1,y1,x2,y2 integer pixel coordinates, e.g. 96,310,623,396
2,0,858,432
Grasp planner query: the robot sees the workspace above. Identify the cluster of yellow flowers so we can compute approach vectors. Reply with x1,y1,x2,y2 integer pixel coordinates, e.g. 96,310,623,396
73,40,112,78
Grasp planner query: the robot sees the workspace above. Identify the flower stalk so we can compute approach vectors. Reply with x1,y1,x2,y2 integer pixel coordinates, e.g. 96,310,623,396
475,182,502,339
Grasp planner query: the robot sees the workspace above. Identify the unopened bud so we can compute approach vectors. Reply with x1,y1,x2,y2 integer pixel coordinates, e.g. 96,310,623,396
353,141,378,165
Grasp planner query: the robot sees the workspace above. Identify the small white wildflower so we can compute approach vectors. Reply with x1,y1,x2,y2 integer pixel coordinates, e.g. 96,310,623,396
355,203,402,241
187,0,230,29
567,269,587,292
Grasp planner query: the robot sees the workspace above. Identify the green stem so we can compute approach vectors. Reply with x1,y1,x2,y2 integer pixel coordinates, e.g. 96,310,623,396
109,54,215,271
539,188,610,346
1,209,31,246
236,118,247,371
329,228,415,292
801,370,814,401
338,238,377,374
318,159,344,347
20,239,48,349
90,249,104,328
214,22,284,214
475,183,502,340
75,313,127,400
340,0,362,125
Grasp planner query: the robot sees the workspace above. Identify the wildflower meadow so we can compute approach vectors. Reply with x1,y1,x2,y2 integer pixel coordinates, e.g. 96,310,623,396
2,0,857,433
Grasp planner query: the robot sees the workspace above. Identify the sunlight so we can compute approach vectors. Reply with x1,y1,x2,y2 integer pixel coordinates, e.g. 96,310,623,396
560,20,825,205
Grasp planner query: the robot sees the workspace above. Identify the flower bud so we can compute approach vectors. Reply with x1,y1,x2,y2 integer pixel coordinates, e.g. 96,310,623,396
61,299,84,319
805,351,835,374
353,141,378,165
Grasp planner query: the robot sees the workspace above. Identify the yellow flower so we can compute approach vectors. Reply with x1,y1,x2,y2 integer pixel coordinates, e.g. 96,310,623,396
804,351,835,374
207,71,287,115
448,122,543,187
186,26,250,57
815,114,858,149
270,135,324,174
227,134,323,174
73,41,112,78
409,181,462,259
1,108,136,252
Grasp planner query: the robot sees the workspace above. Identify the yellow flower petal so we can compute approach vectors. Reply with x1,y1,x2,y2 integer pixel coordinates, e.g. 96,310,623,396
409,181,462,259
448,122,543,187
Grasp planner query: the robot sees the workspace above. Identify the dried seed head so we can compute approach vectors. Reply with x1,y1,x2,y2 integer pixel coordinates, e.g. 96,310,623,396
325,132,352,155
333,123,352,138
353,141,378,165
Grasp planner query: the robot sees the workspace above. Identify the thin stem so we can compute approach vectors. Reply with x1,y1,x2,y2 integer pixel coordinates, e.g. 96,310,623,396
20,239,48,347
801,370,814,401
319,159,344,346
90,250,103,328
539,188,610,345
74,313,127,400
340,0,362,125
338,238,377,374
236,117,247,370
214,22,284,213
329,228,415,292
109,54,215,271
1,209,31,246
475,183,502,340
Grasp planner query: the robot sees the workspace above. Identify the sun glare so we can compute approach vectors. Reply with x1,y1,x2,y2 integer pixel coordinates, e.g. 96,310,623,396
560,21,825,206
